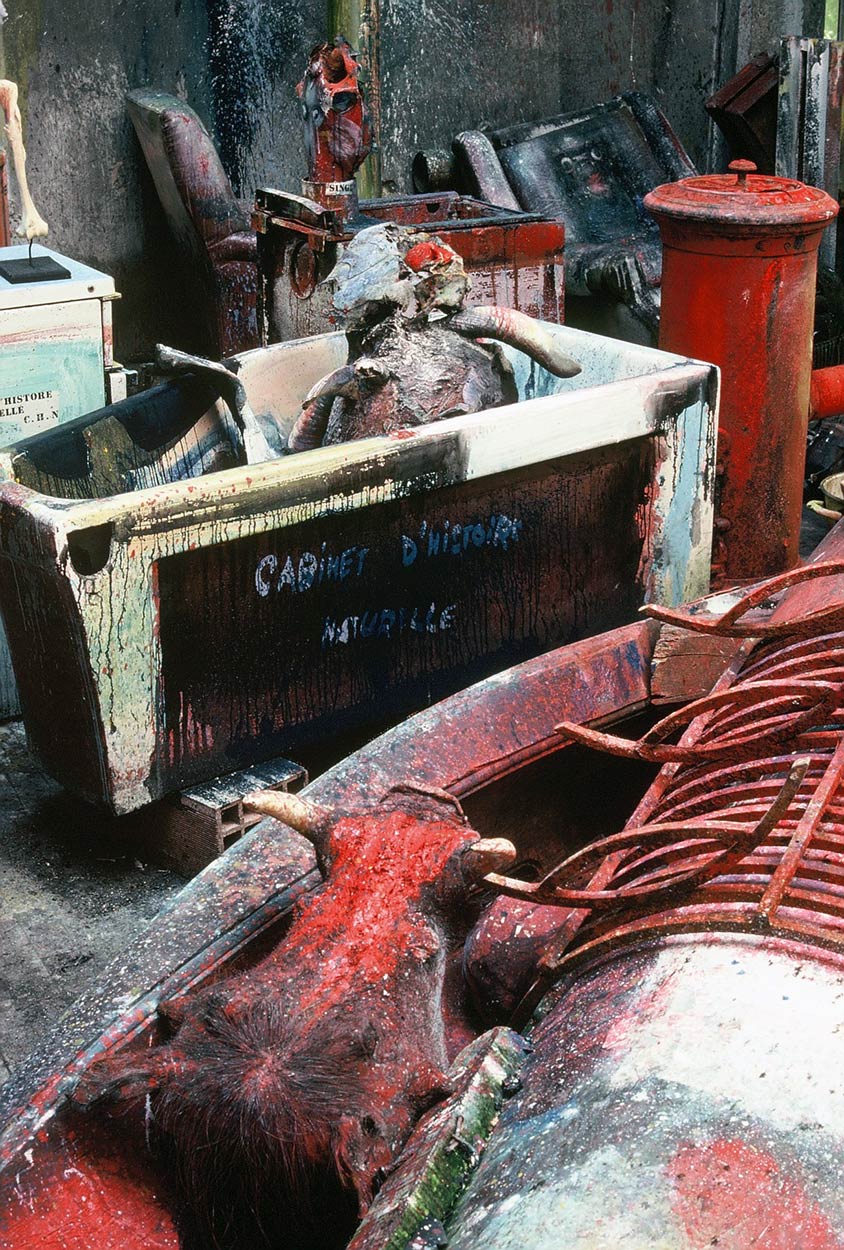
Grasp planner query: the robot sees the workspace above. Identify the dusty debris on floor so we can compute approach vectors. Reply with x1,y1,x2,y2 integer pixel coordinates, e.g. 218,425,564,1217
0,721,183,1085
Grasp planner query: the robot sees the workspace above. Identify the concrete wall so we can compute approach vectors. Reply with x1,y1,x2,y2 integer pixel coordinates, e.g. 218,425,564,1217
0,0,825,358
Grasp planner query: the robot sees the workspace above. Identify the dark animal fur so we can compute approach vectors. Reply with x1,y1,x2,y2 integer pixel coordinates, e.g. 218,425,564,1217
83,996,380,1250
75,796,484,1250
159,998,373,1250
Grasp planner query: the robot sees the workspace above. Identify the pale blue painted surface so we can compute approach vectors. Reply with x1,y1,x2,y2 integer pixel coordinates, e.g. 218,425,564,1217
0,336,105,443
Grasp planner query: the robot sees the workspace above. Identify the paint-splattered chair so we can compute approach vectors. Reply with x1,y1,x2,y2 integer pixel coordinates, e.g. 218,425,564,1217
413,92,697,344
127,89,259,358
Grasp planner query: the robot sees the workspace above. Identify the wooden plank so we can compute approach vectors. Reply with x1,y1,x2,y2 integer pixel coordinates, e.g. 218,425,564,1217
825,40,844,276
651,623,746,705
776,36,805,181
802,39,828,190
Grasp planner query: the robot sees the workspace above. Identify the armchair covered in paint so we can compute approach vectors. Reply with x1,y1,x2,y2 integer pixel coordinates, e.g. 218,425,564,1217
127,89,259,357
414,92,697,343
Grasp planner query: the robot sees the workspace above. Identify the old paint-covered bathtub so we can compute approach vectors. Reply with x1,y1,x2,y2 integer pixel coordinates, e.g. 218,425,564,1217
0,325,717,812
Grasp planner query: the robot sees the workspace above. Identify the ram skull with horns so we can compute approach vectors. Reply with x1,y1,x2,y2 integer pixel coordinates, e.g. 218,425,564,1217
287,222,581,453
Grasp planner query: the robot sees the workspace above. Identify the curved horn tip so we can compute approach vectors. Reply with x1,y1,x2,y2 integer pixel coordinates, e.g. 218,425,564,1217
552,355,582,379
242,790,327,839
303,364,359,407
461,837,518,882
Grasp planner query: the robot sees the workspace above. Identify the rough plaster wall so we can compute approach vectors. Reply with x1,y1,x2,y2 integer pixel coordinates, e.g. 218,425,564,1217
379,0,565,191
4,0,213,355
377,0,736,185
738,0,825,59
1,0,322,357
0,0,825,357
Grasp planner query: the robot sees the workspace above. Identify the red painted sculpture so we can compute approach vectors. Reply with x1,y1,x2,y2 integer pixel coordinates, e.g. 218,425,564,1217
74,788,516,1250
298,37,372,186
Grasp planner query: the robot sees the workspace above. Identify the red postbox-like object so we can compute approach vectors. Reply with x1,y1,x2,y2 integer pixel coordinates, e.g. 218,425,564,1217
645,160,837,581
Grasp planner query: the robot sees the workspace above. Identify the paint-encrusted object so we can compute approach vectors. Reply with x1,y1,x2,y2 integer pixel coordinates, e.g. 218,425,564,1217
298,37,372,193
254,38,567,343
0,325,716,813
646,161,838,581
0,819,320,1248
446,936,844,1250
413,92,697,339
0,242,119,718
127,90,259,358
287,225,580,451
348,1027,528,1250
445,524,844,1248
73,790,518,1250
254,185,568,344
0,619,659,1240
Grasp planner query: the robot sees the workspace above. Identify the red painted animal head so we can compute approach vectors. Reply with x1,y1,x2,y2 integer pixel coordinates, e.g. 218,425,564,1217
73,789,515,1250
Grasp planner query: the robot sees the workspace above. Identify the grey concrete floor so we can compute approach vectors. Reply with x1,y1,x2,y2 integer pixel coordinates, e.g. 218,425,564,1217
0,720,185,1087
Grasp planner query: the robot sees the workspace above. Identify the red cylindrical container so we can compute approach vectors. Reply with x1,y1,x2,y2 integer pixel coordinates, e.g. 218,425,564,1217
645,160,838,580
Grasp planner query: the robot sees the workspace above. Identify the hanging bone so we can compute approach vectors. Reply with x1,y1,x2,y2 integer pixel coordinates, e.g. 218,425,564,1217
0,79,48,240
287,224,581,452
74,788,516,1250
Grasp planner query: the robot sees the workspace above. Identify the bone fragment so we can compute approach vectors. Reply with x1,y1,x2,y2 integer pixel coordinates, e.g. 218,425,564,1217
0,80,48,240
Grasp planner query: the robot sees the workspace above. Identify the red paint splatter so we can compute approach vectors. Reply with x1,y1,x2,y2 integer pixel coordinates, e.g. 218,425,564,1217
668,1138,844,1249
0,1132,177,1249
257,807,470,1017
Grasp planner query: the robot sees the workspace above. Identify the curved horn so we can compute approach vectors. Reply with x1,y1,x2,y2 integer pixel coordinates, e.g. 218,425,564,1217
302,359,388,408
303,363,362,407
287,394,335,453
242,791,328,846
447,307,582,379
461,837,518,886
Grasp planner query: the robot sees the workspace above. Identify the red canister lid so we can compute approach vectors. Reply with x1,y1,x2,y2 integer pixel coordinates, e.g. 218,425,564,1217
645,161,838,235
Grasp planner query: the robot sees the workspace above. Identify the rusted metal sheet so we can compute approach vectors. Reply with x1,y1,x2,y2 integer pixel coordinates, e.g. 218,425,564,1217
646,162,838,581
0,327,716,813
